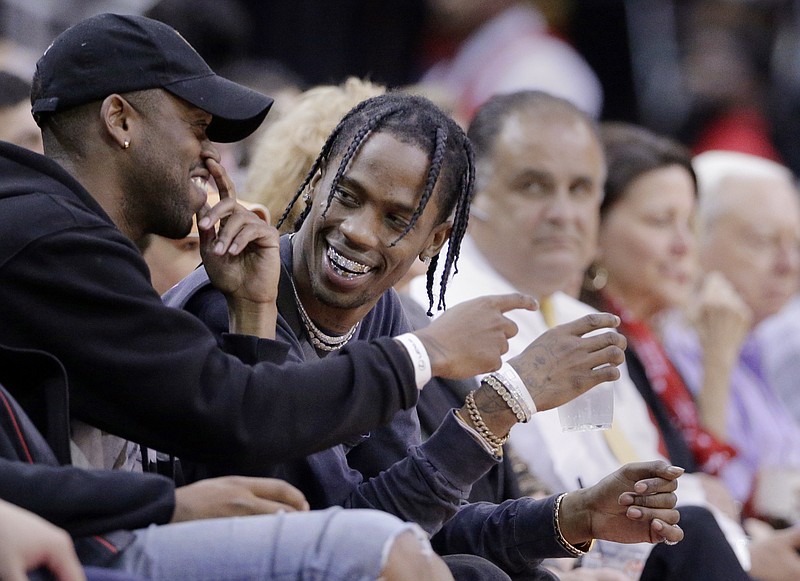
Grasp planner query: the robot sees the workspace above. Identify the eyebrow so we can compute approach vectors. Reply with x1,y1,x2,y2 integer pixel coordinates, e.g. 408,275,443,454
338,175,418,216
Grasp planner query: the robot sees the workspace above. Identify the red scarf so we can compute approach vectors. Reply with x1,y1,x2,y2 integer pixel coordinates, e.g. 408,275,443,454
602,292,737,475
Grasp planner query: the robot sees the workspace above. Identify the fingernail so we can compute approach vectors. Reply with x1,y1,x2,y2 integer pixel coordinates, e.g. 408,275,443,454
627,507,643,519
214,241,224,255
198,217,210,229
229,243,238,254
667,466,685,476
634,481,647,493
652,519,664,531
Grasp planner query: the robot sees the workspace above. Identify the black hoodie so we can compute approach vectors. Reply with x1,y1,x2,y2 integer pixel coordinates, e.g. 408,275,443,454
0,141,418,475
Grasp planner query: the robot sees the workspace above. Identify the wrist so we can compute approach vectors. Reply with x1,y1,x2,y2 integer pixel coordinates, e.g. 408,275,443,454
395,333,432,389
471,383,518,436
556,490,594,549
227,297,277,339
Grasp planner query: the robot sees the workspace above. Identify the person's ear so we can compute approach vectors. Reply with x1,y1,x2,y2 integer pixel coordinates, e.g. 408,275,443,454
100,94,135,150
421,220,453,261
308,168,324,199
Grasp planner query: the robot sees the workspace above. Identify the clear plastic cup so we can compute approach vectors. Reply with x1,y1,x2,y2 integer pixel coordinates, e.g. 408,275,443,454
557,380,614,431
580,540,652,578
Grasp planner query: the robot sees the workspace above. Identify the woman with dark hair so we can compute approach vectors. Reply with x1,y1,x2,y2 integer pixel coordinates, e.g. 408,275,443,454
581,122,745,503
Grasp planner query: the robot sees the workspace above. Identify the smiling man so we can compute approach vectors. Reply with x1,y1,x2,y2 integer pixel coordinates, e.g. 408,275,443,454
169,92,685,580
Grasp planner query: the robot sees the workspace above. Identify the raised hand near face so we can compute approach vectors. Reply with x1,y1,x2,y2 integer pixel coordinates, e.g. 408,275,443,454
686,270,751,439
558,461,685,547
196,158,282,338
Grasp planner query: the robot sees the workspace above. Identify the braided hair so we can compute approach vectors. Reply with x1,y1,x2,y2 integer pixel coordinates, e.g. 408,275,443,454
277,92,475,315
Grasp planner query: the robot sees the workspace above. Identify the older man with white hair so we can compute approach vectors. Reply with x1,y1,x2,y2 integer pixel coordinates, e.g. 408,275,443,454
662,150,800,524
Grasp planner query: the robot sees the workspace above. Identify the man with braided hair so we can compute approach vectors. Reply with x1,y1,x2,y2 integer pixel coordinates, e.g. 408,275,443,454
169,92,685,580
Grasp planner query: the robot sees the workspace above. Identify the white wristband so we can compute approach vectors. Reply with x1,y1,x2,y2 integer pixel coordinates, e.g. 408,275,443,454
495,361,537,415
394,333,432,390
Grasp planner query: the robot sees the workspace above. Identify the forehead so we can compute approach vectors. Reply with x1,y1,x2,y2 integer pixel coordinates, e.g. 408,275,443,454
715,174,800,231
493,110,605,177
158,91,211,122
623,166,697,208
328,130,444,210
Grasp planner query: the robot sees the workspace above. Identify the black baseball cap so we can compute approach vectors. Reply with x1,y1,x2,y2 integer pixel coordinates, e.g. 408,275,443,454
31,13,273,143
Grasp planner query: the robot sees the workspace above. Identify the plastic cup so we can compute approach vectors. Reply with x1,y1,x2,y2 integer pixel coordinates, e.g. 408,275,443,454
580,540,652,578
557,380,614,432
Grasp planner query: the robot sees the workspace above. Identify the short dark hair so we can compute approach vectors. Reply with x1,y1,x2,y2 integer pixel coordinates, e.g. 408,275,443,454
278,92,475,314
599,121,697,217
0,71,31,109
468,90,601,186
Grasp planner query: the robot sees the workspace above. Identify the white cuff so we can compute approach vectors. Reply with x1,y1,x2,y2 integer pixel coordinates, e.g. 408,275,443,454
495,361,537,415
394,333,432,390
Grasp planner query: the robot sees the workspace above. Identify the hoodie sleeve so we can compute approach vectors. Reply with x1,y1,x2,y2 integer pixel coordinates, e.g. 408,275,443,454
0,214,418,474
0,458,175,537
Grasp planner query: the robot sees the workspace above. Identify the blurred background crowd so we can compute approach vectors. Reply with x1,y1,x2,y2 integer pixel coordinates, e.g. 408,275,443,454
4,0,800,172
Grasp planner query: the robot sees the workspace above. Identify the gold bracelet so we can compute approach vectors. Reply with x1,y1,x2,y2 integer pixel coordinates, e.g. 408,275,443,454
553,492,595,557
465,390,509,451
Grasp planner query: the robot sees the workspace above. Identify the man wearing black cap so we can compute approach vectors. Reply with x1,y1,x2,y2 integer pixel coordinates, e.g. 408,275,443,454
0,12,541,581
1,14,536,474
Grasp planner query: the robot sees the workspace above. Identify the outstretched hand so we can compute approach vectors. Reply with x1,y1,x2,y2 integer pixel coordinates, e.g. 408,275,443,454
172,475,310,523
413,293,538,379
507,313,627,411
559,461,684,547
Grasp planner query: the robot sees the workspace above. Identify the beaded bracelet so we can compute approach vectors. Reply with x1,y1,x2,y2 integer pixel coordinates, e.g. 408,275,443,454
483,373,531,423
553,492,595,557
465,390,509,453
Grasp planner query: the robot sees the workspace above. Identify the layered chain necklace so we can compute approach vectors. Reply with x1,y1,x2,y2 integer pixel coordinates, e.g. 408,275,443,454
286,240,359,351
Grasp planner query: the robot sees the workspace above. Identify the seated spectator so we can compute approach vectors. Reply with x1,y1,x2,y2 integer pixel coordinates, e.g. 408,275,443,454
0,354,450,581
167,92,684,579
409,90,755,579
229,74,522,510
662,150,800,523
582,121,800,579
581,122,742,494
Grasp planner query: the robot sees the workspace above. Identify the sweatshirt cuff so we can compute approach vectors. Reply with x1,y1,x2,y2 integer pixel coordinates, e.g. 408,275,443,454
220,333,291,365
420,410,501,491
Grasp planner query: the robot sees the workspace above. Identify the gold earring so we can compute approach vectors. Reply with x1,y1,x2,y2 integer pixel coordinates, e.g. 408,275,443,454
122,140,130,149
583,265,608,291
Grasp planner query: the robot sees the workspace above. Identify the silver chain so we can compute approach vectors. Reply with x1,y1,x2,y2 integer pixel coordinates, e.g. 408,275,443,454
288,273,358,351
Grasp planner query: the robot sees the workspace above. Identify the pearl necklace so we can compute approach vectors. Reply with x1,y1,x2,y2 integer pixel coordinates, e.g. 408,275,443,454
288,273,359,351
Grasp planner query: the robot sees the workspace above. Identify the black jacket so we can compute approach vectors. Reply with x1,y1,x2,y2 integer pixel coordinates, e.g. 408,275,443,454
0,343,174,565
0,141,418,474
